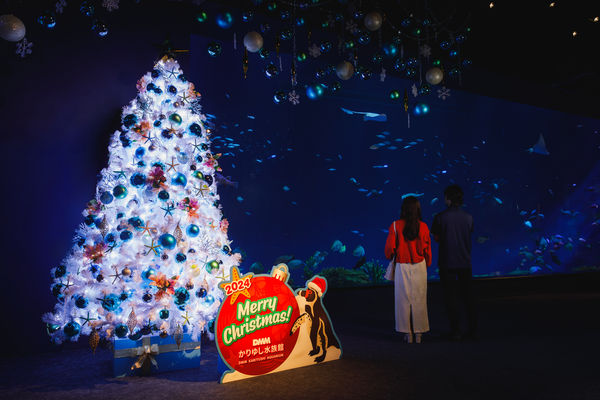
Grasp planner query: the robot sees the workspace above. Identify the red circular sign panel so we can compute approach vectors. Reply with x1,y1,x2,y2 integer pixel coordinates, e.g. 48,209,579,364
216,276,300,376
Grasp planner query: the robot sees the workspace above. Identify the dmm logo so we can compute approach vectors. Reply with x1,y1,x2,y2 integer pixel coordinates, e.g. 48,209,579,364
253,337,271,346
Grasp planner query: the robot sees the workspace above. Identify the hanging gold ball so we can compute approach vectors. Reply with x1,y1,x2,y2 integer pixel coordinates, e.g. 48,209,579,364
122,267,131,276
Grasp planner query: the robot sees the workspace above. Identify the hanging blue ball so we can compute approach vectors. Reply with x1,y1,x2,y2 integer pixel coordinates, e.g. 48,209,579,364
38,12,56,29
143,292,153,302
91,19,108,37
135,147,145,158
320,41,332,53
382,43,398,57
306,84,325,100
120,230,133,241
358,33,371,45
159,234,177,250
123,114,137,128
273,91,286,104
264,63,279,78
159,309,170,319
187,224,200,237
113,185,127,199
128,216,144,230
130,173,147,188
242,10,254,22
158,190,170,201
74,296,88,309
105,233,115,243
174,287,190,306
80,1,95,16
63,322,81,337
175,253,187,263
100,191,113,204
171,173,187,187
101,294,121,311
169,113,182,125
195,287,207,298
413,103,430,116
115,324,128,338
216,12,233,29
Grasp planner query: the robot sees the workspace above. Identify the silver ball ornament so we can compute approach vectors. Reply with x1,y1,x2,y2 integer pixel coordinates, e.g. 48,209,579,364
336,61,355,80
364,11,383,32
0,14,26,42
425,67,444,85
243,31,264,53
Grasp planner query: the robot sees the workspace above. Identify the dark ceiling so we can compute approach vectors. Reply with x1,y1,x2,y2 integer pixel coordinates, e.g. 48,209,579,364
2,0,599,118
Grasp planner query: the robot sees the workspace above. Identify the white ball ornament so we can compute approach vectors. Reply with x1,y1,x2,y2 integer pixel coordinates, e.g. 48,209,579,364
336,61,355,80
0,14,26,42
364,11,383,32
425,67,444,85
243,31,264,53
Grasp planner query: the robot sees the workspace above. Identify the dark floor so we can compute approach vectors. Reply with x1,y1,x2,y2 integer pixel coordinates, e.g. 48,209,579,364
1,273,600,400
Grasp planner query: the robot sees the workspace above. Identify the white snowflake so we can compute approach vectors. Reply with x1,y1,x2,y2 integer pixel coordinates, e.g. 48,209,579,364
288,90,300,105
16,38,33,58
102,0,119,12
379,68,386,82
308,43,321,58
419,44,431,58
437,86,451,100
55,0,67,14
411,83,418,98
346,20,358,34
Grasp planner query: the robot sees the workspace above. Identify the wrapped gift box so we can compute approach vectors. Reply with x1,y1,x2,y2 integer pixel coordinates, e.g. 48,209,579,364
113,334,201,377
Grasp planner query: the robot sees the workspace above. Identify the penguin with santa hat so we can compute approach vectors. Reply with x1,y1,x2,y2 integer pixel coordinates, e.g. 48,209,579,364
293,276,341,363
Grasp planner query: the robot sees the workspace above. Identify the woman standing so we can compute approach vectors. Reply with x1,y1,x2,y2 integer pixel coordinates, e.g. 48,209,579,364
385,196,432,343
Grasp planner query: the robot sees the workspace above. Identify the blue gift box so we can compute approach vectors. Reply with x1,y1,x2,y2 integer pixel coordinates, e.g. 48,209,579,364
113,334,201,377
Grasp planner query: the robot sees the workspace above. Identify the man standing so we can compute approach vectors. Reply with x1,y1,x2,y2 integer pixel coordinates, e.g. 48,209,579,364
432,185,477,341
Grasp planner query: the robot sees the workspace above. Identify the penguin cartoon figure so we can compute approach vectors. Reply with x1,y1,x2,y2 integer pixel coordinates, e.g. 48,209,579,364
291,276,340,363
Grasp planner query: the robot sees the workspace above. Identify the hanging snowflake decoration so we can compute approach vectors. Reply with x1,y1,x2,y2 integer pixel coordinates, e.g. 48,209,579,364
411,83,419,98
102,0,119,12
16,38,33,58
288,90,300,105
346,20,359,34
55,0,67,14
308,44,321,58
437,86,451,100
380,68,387,82
419,44,432,58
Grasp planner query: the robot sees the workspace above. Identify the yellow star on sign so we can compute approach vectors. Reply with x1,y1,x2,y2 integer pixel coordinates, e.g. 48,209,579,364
219,266,253,305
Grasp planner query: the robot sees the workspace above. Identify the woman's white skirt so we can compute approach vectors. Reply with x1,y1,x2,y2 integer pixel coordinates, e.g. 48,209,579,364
394,260,429,333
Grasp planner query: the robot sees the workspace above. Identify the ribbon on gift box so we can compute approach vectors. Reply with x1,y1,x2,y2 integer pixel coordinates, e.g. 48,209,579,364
113,336,201,371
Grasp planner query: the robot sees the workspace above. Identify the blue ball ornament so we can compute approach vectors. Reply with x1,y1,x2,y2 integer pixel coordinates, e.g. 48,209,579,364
38,12,56,29
115,324,128,338
158,190,170,201
203,294,215,306
46,323,61,335
92,19,108,37
128,331,142,341
189,123,202,136
63,322,81,337
159,234,177,250
242,10,254,22
187,224,200,237
320,41,332,53
175,253,187,263
306,84,325,100
80,1,95,16
130,172,147,188
174,287,190,306
128,216,144,230
195,287,207,298
259,48,270,58
135,147,145,158
382,43,398,57
101,294,121,311
105,233,115,243
113,185,127,199
142,268,157,282
169,113,182,125
216,12,233,29
100,191,113,204
120,230,133,241
205,259,220,273
159,309,170,319
273,91,286,104
413,103,430,116
264,63,279,78
54,265,66,278
171,173,187,187
74,296,88,309
358,33,371,45
123,114,137,128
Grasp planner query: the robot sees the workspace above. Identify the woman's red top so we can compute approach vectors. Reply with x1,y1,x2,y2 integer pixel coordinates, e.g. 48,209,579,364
384,220,432,266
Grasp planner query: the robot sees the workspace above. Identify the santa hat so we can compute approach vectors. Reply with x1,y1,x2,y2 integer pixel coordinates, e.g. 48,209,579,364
307,276,327,297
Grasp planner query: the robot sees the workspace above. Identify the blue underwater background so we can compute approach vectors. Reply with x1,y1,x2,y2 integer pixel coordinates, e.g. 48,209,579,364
185,36,600,286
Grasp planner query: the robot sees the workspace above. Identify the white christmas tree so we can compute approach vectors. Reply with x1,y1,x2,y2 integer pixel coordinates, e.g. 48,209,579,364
43,57,240,346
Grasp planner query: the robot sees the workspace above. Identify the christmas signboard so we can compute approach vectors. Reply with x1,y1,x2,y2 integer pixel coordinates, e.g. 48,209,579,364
216,264,342,383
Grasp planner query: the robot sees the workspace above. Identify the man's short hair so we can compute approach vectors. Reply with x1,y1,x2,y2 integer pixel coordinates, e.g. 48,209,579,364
444,184,464,206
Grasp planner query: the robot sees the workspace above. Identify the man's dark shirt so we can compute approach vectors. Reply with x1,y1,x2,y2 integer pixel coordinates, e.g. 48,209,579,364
432,206,473,269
